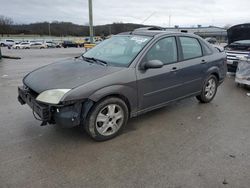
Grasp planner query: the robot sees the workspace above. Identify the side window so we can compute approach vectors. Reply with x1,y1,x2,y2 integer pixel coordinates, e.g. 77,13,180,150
145,37,177,65
179,37,202,60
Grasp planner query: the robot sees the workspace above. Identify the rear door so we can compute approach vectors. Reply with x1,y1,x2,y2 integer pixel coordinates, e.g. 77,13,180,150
176,36,207,95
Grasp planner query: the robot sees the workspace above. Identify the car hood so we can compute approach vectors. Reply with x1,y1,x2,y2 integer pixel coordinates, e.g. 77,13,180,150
23,58,124,93
227,23,250,44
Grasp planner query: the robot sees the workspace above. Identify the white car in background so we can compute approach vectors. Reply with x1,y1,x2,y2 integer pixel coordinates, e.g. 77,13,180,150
12,42,47,49
0,39,15,47
12,42,31,49
29,42,47,49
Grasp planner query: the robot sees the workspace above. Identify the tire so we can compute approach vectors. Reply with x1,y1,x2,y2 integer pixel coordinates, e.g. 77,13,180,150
0,43,4,47
16,46,20,49
85,97,129,141
196,75,218,103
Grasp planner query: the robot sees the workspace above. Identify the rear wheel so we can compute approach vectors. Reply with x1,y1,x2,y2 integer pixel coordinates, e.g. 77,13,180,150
196,75,218,103
85,97,129,141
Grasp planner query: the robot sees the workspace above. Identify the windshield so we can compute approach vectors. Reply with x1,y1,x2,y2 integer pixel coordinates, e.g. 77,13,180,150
83,35,152,67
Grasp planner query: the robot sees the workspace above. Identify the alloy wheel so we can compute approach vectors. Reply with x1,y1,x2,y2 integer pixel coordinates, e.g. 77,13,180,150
205,78,216,99
95,104,124,136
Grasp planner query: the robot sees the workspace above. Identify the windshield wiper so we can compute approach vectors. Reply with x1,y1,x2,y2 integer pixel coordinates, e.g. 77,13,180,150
81,56,107,66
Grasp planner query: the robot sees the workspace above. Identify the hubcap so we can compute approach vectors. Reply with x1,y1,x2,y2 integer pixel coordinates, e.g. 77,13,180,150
96,104,124,136
205,78,216,99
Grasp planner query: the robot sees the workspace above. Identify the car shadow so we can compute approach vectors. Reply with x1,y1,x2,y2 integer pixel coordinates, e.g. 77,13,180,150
123,98,196,134
39,98,198,143
50,125,93,142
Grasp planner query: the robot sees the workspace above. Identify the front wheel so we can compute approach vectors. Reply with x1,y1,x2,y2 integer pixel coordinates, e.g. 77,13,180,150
196,75,218,103
85,97,129,141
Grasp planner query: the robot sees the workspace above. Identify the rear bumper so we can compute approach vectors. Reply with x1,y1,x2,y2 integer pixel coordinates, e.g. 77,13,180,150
18,86,85,128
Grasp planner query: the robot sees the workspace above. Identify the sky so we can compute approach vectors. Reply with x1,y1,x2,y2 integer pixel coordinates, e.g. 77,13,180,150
0,0,249,27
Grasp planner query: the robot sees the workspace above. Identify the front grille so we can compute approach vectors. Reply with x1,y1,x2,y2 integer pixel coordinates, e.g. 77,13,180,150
226,50,250,61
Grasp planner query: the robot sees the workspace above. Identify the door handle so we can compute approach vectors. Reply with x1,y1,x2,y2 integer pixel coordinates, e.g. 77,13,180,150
201,59,207,64
170,67,178,72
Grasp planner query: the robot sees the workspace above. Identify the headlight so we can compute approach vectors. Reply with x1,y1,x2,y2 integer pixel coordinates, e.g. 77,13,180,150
36,89,71,104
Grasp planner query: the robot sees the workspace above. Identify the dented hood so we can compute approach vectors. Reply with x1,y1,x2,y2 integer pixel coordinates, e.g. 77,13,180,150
227,23,250,44
23,58,123,93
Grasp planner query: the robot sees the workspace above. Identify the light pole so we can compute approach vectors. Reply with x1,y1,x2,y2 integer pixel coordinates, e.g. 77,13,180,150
48,23,51,36
88,0,94,43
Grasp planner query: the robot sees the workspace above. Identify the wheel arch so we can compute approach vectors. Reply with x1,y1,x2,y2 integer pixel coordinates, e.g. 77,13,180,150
89,93,132,116
211,72,219,81
206,66,220,81
84,84,138,118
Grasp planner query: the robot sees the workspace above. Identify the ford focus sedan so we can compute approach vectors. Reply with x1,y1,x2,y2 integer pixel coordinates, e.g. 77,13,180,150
18,28,227,141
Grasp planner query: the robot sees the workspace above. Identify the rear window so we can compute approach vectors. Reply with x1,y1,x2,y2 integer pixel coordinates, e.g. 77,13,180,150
180,37,202,60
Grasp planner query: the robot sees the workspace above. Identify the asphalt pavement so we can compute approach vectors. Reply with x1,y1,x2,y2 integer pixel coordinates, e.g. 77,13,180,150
0,47,250,188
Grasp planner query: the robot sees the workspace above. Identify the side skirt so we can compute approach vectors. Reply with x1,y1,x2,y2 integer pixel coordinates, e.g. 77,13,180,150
131,91,201,118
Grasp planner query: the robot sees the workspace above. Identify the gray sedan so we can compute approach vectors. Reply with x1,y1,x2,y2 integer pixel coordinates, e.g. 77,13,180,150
18,28,227,141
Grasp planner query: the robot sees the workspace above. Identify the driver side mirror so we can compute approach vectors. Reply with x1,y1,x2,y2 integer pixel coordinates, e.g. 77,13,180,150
144,60,164,69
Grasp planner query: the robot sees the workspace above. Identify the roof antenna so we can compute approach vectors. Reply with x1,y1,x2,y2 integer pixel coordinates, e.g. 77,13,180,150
141,12,156,24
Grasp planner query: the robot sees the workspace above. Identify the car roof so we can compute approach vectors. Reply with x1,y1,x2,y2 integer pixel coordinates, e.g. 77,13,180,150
118,27,198,38
118,30,176,37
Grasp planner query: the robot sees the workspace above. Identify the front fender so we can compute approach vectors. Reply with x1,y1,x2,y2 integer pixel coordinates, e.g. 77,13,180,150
88,85,137,115
61,68,137,116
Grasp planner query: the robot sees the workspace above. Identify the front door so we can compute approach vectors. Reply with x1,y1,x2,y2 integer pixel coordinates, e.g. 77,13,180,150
136,37,183,111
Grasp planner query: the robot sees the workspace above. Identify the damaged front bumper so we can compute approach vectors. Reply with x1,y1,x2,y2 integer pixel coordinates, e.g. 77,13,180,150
18,86,93,127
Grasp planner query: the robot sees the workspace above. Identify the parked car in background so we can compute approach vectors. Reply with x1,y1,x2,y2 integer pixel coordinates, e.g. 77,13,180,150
0,39,15,47
205,37,217,44
18,28,227,141
12,42,31,49
74,39,86,47
94,38,103,44
225,23,250,72
29,42,47,49
235,55,250,86
61,41,79,48
45,41,61,48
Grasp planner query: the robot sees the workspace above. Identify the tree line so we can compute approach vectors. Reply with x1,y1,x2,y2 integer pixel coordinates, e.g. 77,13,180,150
0,15,148,37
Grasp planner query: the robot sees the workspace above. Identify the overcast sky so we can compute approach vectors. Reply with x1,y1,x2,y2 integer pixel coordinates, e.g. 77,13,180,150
0,0,249,27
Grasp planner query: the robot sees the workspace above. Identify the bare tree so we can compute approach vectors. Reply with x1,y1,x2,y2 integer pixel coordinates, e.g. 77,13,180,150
0,15,13,36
